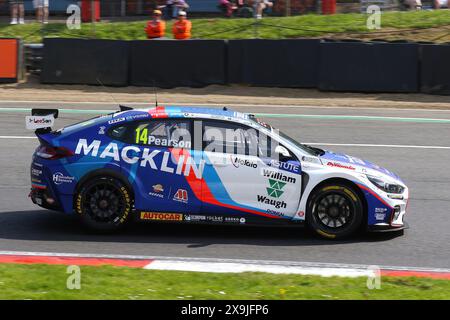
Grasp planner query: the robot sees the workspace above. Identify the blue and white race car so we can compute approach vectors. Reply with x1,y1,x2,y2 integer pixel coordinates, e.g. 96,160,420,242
28,106,408,239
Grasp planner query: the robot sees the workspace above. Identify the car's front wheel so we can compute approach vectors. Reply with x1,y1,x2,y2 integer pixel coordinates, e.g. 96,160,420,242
306,182,364,239
75,177,132,232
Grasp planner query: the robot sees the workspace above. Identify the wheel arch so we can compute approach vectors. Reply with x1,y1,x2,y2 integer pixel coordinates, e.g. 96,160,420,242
73,168,135,209
305,177,368,224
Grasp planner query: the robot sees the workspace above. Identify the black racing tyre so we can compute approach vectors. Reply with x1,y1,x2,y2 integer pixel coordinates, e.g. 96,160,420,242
306,182,364,239
75,177,133,232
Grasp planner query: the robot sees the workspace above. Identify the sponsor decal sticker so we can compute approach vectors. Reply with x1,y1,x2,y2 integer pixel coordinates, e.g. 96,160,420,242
206,216,223,223
52,172,75,185
257,195,287,209
25,115,54,130
31,168,42,176
230,155,258,169
184,215,207,222
140,212,183,221
74,139,205,179
262,169,296,184
149,184,165,198
266,159,301,175
327,162,356,171
98,126,106,135
173,189,188,203
266,179,286,198
108,118,125,125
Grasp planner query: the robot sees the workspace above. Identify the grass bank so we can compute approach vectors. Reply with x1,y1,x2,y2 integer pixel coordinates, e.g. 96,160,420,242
0,10,448,43
0,263,449,299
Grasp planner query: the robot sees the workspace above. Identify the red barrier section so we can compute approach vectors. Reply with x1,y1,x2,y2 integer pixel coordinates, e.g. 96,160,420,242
322,0,336,14
0,255,152,268
81,0,101,22
0,39,18,82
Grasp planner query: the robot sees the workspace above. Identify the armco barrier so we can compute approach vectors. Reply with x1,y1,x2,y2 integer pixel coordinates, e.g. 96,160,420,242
318,41,419,93
129,40,226,88
41,38,129,86
0,38,23,83
228,39,320,87
420,44,450,95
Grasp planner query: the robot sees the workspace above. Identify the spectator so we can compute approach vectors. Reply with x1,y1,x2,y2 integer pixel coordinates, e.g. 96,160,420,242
405,0,422,9
34,0,49,24
172,11,191,40
254,0,273,19
145,9,166,39
9,0,25,25
172,0,189,19
434,0,449,8
218,0,238,17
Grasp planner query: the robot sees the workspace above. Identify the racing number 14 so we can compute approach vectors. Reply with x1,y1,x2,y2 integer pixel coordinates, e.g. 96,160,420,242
135,127,148,145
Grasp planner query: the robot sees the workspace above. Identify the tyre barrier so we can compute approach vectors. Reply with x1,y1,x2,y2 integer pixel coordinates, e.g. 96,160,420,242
38,38,449,95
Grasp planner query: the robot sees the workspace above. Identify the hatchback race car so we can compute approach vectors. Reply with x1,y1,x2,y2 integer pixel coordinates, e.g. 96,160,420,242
28,106,408,239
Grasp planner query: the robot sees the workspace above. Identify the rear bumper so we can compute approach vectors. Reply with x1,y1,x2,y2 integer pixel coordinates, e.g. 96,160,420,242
29,186,62,211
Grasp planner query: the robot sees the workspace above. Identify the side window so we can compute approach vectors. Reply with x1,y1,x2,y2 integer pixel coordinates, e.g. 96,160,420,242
203,121,247,155
202,121,278,158
108,120,192,149
134,120,191,148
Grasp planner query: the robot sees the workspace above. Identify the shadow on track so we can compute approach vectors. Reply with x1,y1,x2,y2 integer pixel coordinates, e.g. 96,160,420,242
0,210,404,247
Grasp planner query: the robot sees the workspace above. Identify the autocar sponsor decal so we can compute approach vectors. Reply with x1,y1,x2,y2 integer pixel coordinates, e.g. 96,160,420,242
74,139,205,179
140,212,183,221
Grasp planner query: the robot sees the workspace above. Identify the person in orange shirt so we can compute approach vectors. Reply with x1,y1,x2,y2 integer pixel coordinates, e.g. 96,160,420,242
172,11,192,40
145,10,166,39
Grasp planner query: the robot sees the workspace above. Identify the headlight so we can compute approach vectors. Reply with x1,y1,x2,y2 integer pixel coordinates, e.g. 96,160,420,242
366,175,404,194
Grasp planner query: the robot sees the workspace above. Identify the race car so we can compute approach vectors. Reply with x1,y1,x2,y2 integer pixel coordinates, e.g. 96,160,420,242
28,106,408,239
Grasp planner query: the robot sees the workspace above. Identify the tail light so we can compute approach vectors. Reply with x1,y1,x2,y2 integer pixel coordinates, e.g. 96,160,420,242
36,145,74,160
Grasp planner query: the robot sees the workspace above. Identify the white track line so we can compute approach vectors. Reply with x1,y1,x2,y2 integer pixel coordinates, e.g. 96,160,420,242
0,136,36,139
1,101,450,112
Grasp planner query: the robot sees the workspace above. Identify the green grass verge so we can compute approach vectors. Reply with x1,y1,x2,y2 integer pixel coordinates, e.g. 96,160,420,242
0,10,448,43
0,263,449,299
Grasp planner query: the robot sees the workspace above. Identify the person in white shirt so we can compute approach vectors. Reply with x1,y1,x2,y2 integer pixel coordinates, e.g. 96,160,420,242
33,0,50,24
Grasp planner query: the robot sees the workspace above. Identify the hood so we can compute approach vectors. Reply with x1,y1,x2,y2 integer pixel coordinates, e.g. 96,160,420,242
319,150,403,182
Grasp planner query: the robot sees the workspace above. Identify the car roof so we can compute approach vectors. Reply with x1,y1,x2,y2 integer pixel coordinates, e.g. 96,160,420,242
131,106,250,121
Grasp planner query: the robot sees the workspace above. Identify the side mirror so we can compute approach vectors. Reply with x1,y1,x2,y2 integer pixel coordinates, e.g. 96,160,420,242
274,145,291,158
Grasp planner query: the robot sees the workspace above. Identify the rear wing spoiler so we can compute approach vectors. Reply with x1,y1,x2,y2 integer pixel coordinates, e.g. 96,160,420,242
26,109,59,134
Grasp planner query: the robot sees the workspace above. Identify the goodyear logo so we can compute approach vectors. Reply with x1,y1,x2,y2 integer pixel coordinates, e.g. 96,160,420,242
140,212,183,221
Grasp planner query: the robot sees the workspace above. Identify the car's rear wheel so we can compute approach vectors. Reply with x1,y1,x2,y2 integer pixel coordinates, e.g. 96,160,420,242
75,177,132,232
306,182,364,239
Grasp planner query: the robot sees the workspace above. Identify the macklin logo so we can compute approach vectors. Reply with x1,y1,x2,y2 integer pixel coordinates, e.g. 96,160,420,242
173,189,188,203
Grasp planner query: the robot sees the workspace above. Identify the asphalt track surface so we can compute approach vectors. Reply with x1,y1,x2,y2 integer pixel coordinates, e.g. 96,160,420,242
0,101,449,269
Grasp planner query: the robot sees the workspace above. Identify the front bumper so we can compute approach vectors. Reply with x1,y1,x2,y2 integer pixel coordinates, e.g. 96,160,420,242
368,221,409,233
